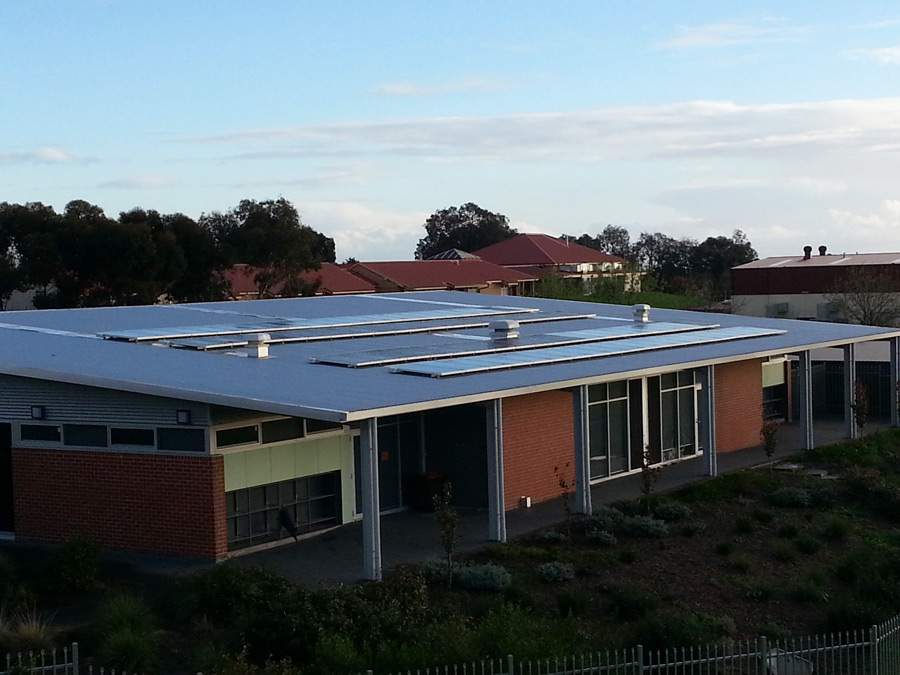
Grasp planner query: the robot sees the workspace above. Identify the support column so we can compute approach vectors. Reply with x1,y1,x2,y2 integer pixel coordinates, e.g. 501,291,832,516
844,343,858,440
697,366,717,477
486,399,506,542
797,351,815,450
359,418,382,581
573,386,592,515
890,338,900,428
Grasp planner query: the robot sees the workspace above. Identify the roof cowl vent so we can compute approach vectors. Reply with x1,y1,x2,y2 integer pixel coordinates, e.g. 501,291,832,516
248,333,270,358
489,319,519,341
632,304,650,324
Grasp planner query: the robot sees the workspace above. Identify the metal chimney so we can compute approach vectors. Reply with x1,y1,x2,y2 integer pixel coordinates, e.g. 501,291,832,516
633,304,650,324
803,246,812,260
490,319,519,341
818,245,827,256
248,333,270,358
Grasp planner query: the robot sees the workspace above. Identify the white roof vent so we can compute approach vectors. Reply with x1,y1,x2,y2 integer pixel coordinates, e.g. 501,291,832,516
632,304,651,324
248,333,270,358
489,319,519,341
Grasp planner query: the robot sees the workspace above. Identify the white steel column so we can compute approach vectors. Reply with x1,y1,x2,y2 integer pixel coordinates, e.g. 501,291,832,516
844,343,858,439
486,399,506,542
891,338,900,428
697,366,717,477
359,417,382,581
797,351,815,450
573,385,592,515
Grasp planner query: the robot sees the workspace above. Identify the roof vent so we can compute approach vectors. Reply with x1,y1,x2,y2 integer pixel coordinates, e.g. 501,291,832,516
803,246,812,260
248,333,270,358
490,319,519,341
633,304,650,324
818,245,827,256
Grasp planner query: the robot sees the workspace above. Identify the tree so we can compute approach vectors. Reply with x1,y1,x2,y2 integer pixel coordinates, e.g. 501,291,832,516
634,232,696,292
415,203,516,259
825,267,900,327
596,225,635,261
203,198,333,299
691,230,757,299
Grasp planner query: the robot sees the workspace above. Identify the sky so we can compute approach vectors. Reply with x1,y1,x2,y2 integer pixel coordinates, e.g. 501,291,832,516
3,2,900,263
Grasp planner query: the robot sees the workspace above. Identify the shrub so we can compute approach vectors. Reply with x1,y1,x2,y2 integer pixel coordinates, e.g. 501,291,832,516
582,506,625,533
679,521,706,537
631,608,735,650
752,508,774,524
419,558,453,584
0,607,57,653
795,535,821,555
734,516,757,534
771,542,796,562
770,487,813,508
618,549,637,564
44,538,100,593
586,529,617,546
821,515,849,542
93,592,155,636
777,524,799,538
621,515,668,539
791,578,830,604
729,576,776,602
729,554,752,572
715,541,735,556
556,589,587,617
535,530,568,544
608,585,658,621
97,626,157,673
653,502,692,522
456,564,512,592
535,561,575,583
0,553,15,595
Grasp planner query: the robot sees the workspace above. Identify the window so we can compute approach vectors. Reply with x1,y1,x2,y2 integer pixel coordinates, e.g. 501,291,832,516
110,427,155,447
305,418,342,434
651,371,697,462
63,424,108,448
20,424,61,443
587,380,630,479
157,428,205,452
261,418,304,444
225,471,340,550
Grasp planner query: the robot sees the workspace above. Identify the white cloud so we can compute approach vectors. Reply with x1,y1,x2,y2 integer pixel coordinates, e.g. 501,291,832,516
369,76,519,97
657,17,810,50
0,146,86,164
98,174,179,189
846,45,900,64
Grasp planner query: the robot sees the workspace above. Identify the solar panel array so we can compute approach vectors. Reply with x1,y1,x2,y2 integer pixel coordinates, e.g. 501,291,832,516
392,326,786,377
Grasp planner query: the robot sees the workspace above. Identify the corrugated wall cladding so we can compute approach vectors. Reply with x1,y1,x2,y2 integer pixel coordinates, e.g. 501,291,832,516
714,359,764,453
0,374,210,426
12,448,226,558
501,390,574,510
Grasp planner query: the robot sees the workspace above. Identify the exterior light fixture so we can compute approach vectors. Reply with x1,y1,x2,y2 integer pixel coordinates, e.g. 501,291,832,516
176,410,192,425
30,405,45,420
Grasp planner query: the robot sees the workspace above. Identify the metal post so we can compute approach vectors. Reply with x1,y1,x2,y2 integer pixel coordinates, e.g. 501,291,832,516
486,399,507,542
758,636,768,675
844,343,858,439
698,366,717,477
871,624,880,675
573,385,592,514
359,417,382,581
890,338,900,428
72,641,79,675
798,351,814,450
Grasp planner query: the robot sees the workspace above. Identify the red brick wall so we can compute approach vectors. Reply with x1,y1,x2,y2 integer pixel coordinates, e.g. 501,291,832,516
12,449,226,559
501,391,574,510
714,359,764,453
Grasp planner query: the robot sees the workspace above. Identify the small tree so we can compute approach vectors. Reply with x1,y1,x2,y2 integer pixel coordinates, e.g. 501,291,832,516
553,463,574,539
852,380,869,433
432,481,460,588
760,419,778,462
825,267,900,327
640,447,661,513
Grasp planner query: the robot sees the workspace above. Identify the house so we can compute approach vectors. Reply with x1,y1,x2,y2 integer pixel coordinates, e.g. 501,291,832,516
0,291,896,580
473,233,639,292
731,246,900,323
344,259,537,295
223,262,376,299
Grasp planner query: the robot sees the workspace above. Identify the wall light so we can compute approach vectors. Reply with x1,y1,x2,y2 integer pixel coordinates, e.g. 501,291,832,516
176,410,192,425
30,405,45,420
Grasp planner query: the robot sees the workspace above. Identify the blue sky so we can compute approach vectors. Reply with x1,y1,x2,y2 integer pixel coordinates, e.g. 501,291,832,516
3,2,900,262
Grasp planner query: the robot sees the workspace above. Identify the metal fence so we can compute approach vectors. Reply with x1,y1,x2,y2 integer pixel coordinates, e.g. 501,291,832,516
361,612,900,675
2,643,77,675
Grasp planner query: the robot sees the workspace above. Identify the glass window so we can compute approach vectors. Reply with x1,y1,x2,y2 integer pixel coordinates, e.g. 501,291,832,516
305,418,342,434
609,381,627,399
216,425,259,448
157,428,205,452
608,399,629,474
63,424,108,448
261,418,304,444
588,383,608,403
20,424,61,443
110,427,155,447
661,373,678,390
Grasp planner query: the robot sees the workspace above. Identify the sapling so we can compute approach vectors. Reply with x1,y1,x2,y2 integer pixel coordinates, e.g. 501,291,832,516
433,481,460,588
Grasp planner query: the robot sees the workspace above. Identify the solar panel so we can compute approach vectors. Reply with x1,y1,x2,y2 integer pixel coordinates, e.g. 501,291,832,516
391,326,786,377
313,321,718,367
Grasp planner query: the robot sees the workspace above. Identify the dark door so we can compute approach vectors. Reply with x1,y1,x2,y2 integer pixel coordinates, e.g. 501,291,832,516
0,423,13,532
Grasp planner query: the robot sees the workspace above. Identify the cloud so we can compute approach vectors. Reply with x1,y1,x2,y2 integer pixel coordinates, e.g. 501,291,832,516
301,201,425,261
98,173,179,189
0,146,88,164
226,163,381,189
846,45,900,64
657,16,810,50
369,76,518,97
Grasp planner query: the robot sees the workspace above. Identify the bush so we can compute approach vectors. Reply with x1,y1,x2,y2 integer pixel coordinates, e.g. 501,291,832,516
0,607,57,654
796,535,821,555
535,562,575,583
752,508,774,524
729,554,752,572
653,502,692,522
821,515,849,542
456,564,512,591
0,553,15,595
556,589,587,617
585,529,617,546
729,576,776,602
621,515,668,538
715,541,735,556
771,542,796,562
608,585,658,621
93,592,155,636
582,506,625,533
777,524,799,538
770,487,814,508
618,549,637,564
734,516,757,534
97,626,157,673
679,521,706,537
631,607,736,650
535,530,568,544
44,538,101,593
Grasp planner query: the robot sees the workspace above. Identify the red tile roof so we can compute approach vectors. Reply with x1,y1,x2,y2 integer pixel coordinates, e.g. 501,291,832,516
224,263,375,298
346,259,537,291
474,233,626,266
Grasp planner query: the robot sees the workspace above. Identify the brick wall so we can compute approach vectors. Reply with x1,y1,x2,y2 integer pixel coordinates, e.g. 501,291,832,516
501,391,574,510
12,448,227,559
714,359,764,453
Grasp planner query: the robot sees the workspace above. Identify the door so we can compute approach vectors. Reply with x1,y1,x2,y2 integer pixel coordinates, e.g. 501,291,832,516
0,423,13,533
353,426,402,515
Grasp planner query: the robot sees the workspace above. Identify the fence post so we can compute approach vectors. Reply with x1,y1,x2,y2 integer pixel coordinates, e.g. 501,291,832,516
72,642,79,675
758,636,768,675
507,654,514,675
871,624,880,675
635,645,643,674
